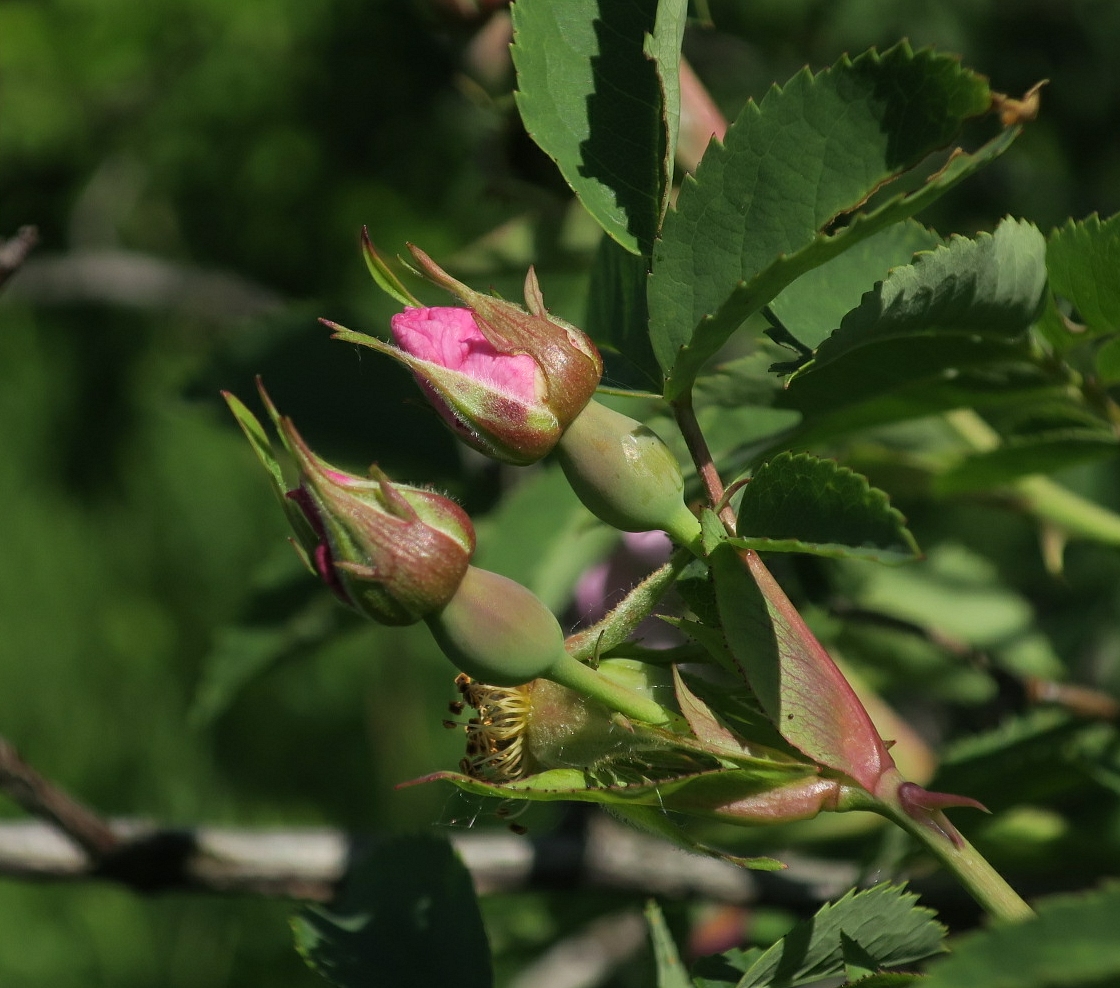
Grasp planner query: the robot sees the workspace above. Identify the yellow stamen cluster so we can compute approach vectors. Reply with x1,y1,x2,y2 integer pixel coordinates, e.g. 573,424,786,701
454,673,533,783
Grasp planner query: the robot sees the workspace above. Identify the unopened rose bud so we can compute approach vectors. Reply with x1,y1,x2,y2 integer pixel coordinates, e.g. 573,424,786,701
427,566,568,686
224,383,475,625
327,243,602,465
556,399,702,546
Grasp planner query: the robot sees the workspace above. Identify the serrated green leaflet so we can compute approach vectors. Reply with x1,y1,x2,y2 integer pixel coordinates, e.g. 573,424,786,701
730,452,920,563
1046,213,1120,341
293,835,491,988
512,0,687,256
692,884,945,988
794,218,1047,375
649,43,1012,398
921,883,1120,988
768,220,942,351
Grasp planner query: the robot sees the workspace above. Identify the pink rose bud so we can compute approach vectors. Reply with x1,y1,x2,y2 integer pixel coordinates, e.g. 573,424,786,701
224,383,475,626
326,243,602,465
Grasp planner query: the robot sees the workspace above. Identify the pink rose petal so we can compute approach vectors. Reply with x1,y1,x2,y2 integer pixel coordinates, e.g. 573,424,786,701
391,307,543,403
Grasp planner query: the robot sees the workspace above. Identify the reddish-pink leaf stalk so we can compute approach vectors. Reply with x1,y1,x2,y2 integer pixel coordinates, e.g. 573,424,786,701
673,399,1031,920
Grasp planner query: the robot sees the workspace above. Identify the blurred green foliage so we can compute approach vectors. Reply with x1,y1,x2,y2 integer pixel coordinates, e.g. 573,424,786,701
2,1,1119,985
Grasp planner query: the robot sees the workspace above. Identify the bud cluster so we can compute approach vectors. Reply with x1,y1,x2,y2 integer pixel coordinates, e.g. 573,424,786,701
227,236,978,841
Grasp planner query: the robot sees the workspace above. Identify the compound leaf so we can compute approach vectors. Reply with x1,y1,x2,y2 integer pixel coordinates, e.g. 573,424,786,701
693,884,945,988
650,43,1009,398
1045,212,1120,344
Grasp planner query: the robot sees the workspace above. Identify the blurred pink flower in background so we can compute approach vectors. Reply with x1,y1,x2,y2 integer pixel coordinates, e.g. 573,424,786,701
571,530,682,648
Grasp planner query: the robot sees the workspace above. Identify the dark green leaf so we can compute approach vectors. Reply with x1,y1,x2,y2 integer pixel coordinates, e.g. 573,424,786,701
512,0,686,255
731,452,920,563
650,44,1006,397
921,883,1120,988
1046,213,1120,340
646,900,695,988
293,835,492,988
586,233,662,390
768,221,941,351
693,884,945,988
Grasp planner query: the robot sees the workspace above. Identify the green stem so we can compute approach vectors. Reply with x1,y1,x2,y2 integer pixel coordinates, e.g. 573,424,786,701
945,408,1120,545
881,800,1034,922
1013,474,1120,545
545,651,683,729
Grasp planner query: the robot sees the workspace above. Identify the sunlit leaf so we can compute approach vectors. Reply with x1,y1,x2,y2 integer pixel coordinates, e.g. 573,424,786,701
796,218,1047,376
710,543,893,791
692,884,945,988
650,43,1009,397
512,0,687,256
768,220,941,351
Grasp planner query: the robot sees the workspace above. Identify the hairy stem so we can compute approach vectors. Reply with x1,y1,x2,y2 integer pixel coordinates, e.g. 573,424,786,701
565,548,694,662
547,652,683,729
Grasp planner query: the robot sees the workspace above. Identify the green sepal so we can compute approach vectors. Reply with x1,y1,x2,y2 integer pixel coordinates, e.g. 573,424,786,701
360,228,421,308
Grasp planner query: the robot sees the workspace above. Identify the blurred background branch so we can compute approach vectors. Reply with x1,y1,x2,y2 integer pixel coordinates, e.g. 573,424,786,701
0,225,39,290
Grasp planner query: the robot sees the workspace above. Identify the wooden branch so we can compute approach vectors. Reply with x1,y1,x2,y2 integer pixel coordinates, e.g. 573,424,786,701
0,731,862,906
4,247,283,319
0,225,39,290
0,736,120,858
0,812,864,906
